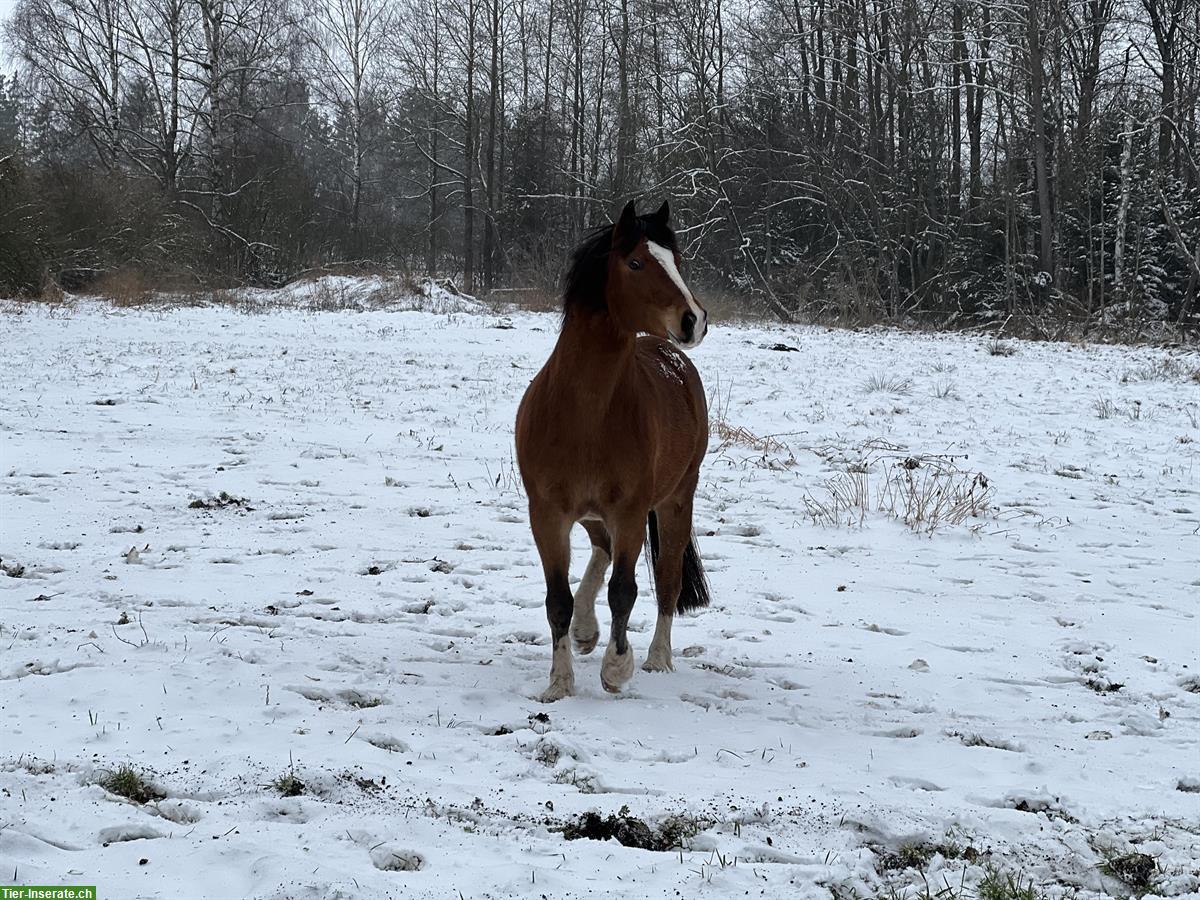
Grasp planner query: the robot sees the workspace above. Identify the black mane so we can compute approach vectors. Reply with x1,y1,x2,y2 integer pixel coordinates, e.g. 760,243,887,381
561,212,679,319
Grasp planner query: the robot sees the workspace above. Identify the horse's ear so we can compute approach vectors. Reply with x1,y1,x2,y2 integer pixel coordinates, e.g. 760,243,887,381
612,199,638,248
615,199,637,234
652,200,670,224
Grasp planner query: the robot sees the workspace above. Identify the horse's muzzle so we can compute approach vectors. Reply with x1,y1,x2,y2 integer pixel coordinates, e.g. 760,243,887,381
674,309,707,349
681,311,697,342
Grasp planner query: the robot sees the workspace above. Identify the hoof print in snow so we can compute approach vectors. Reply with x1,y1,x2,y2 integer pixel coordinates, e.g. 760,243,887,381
98,824,164,846
997,791,1077,823
360,732,409,753
949,732,1022,752
369,844,423,872
874,727,922,739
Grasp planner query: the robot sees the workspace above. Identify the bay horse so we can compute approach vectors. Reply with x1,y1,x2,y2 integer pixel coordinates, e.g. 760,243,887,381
515,199,711,701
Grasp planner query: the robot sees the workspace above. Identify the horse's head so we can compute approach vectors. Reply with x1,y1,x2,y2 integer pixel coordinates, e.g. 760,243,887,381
606,200,708,349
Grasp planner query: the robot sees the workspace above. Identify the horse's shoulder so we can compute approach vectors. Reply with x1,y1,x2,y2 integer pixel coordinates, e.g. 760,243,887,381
636,335,699,386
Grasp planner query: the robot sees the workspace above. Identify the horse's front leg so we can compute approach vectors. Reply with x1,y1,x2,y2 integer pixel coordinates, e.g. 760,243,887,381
530,505,575,702
572,520,611,655
600,514,645,693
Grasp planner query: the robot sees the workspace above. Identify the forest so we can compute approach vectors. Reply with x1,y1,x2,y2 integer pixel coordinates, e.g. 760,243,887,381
1,0,1199,328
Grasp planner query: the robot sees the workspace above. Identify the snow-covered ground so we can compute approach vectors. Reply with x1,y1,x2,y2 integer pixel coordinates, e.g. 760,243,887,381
1,292,1198,899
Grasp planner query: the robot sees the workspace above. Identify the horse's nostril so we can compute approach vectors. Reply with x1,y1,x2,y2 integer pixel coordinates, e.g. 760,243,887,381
681,311,697,341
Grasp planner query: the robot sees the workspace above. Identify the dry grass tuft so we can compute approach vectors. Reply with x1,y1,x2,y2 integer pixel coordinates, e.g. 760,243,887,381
707,375,795,465
862,373,912,394
804,444,994,534
712,420,790,455
92,268,153,306
1120,357,1200,384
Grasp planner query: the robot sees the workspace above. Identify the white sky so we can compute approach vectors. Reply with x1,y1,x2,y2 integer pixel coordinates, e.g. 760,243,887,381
0,0,14,74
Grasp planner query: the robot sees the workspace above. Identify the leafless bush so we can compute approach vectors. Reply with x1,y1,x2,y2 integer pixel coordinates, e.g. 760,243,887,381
1094,397,1116,419
987,339,1016,357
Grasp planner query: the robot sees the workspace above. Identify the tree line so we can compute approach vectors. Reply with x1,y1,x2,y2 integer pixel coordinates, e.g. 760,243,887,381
1,0,1198,327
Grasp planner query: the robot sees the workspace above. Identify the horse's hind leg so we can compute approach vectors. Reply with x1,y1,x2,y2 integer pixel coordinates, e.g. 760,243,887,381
530,503,575,702
572,521,610,655
600,513,645,693
643,496,693,673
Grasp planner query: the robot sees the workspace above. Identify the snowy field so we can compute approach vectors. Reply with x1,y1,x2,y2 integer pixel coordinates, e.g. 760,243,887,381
1,290,1198,899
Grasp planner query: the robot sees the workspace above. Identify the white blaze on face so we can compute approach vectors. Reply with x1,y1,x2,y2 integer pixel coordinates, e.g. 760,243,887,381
646,240,707,347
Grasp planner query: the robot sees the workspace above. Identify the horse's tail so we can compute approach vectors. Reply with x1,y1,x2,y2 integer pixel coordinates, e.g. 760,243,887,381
646,510,711,614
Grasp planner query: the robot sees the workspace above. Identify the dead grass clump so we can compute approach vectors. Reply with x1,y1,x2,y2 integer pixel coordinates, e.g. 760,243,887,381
485,285,559,311
697,286,774,323
707,376,795,465
1120,357,1200,384
92,268,153,306
712,420,790,455
878,460,993,533
862,373,912,394
933,378,958,399
39,274,66,303
804,445,994,535
802,471,870,528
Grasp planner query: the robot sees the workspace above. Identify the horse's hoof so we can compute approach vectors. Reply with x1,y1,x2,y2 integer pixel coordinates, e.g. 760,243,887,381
600,643,635,693
642,653,674,673
573,628,599,655
539,678,574,703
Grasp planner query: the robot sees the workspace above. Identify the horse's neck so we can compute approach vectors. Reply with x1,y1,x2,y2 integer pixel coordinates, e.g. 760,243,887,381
550,309,636,408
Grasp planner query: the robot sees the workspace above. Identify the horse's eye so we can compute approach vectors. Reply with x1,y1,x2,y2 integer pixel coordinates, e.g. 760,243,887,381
629,259,643,271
